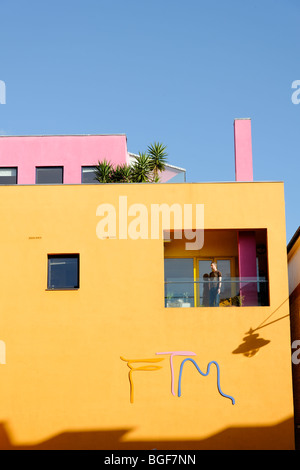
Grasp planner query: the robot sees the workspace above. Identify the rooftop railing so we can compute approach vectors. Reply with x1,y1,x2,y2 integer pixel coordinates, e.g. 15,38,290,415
164,277,269,307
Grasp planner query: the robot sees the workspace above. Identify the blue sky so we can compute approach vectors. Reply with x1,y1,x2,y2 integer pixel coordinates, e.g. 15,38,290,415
0,0,299,241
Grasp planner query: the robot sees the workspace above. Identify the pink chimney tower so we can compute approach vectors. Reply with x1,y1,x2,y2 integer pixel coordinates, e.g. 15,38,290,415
234,118,258,306
234,118,254,182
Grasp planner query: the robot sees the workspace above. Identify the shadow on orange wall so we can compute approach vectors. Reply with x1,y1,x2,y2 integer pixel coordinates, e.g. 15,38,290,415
0,419,295,450
232,297,290,358
232,329,271,357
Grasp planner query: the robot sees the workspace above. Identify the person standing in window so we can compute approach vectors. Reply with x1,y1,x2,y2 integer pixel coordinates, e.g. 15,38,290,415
209,262,222,307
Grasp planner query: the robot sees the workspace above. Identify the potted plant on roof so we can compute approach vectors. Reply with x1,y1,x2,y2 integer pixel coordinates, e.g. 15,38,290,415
147,142,168,182
93,142,168,184
166,292,174,308
94,159,113,183
182,292,191,308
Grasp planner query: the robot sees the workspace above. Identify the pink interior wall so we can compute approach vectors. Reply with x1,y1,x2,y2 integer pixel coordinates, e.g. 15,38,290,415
0,135,128,184
238,231,258,306
234,119,257,305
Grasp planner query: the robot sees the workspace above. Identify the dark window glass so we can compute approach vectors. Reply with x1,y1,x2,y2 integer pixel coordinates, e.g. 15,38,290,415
48,255,79,289
81,166,99,184
36,167,63,184
0,167,17,184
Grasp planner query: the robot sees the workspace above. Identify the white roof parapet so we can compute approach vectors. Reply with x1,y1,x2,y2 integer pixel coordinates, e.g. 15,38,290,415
128,152,186,172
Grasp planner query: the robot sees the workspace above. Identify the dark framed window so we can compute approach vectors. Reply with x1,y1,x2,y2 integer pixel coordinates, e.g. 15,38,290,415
36,166,63,184
81,166,99,184
0,167,17,184
47,254,79,290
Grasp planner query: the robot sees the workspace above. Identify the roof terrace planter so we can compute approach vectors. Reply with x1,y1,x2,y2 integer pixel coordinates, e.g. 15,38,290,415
94,142,168,184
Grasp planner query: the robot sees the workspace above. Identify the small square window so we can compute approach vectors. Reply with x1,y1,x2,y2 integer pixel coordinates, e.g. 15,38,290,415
47,254,79,290
81,166,99,184
0,167,17,184
36,167,63,184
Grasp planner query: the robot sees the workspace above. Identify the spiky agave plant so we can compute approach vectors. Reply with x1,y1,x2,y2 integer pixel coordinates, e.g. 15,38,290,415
111,163,133,183
131,152,152,183
94,160,113,183
147,142,168,182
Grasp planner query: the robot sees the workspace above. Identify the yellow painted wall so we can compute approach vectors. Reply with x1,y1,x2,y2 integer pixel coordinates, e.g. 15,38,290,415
0,182,294,449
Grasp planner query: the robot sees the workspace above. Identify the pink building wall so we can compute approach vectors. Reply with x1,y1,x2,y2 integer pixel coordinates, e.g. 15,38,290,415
0,135,129,184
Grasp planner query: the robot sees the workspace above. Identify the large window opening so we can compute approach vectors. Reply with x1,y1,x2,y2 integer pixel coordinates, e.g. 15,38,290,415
164,229,269,307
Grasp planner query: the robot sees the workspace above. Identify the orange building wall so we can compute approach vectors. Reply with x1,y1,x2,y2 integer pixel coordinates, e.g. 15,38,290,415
0,181,295,449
